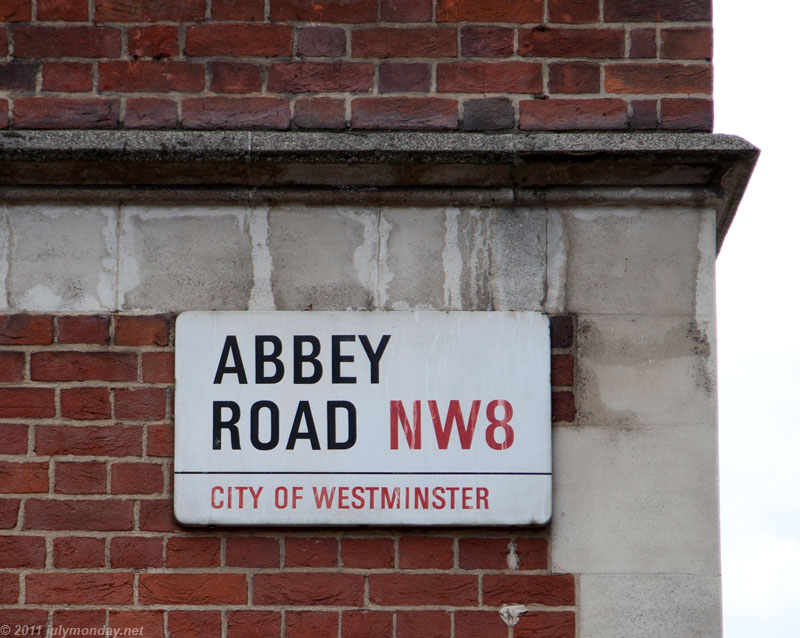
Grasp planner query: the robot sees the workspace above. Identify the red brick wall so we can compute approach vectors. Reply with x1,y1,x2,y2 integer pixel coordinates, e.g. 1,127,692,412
0,0,712,131
0,313,575,636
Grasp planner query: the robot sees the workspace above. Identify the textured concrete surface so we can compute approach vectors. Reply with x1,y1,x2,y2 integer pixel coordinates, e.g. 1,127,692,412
579,574,722,638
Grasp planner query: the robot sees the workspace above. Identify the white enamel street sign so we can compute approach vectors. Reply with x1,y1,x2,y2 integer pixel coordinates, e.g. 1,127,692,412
174,311,552,526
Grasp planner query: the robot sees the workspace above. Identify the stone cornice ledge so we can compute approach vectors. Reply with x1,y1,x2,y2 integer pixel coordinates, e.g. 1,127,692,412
0,131,758,252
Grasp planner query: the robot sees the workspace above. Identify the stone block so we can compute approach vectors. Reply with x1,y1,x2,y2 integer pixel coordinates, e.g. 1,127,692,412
558,205,708,315
576,314,717,428
1,203,116,311
551,424,720,575
269,204,379,310
579,574,721,638
119,205,253,311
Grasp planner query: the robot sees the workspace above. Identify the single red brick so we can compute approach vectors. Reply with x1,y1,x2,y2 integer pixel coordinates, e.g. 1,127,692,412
32,352,136,382
24,499,133,531
378,62,430,92
437,0,543,22
169,611,222,638
26,573,133,605
521,98,627,130
461,26,514,58
271,0,378,22
0,28,7,56
661,27,712,60
13,98,119,129
397,611,450,638
1,0,31,21
605,0,710,22
516,537,549,570
551,354,574,386
549,0,598,23
286,612,337,638
140,573,247,605
53,536,105,568
95,0,205,22
520,28,624,58
0,572,19,604
381,0,431,21
399,536,453,569
41,62,92,92
99,61,204,93
352,27,457,58
661,97,712,131
296,27,346,57
228,611,281,638
550,316,573,348
36,425,141,456
166,537,220,567
146,424,174,457
110,611,164,638
454,611,507,638
61,387,112,420
57,315,110,344
551,391,576,422
128,25,179,59
226,536,280,567
548,62,600,94
111,462,163,494
630,28,657,58
0,315,53,344
0,352,24,382
606,63,712,94
341,537,394,568
186,24,292,57
459,537,511,570
54,461,107,495
352,97,457,130
343,610,393,638
37,0,88,20
285,536,338,567
0,388,54,419
110,536,163,568
0,424,27,455
370,573,477,606
269,62,373,93
293,97,346,129
515,611,575,638
210,62,263,94
483,574,575,606
0,100,7,129
0,536,46,567
53,610,106,631
631,99,658,129
182,97,290,130
142,352,175,384
213,0,264,20
140,499,184,532
114,388,167,421
254,573,364,605
0,462,49,493
14,26,121,58
124,98,178,129
0,499,20,529
437,61,543,93
0,62,37,91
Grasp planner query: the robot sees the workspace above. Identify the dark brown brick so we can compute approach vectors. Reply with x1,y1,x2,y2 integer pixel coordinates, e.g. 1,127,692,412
124,98,178,129
213,0,264,21
14,26,121,58
519,28,624,58
462,98,514,131
0,352,24,382
296,27,346,57
631,99,658,129
352,97,458,130
14,98,119,129
95,0,205,22
549,0,599,23
352,27,457,58
268,62,373,93
293,97,346,130
379,62,430,93
461,26,514,58
605,0,711,22
182,97,290,130
0,63,38,92
437,0,543,22
630,28,657,59
271,0,378,22
548,62,600,94
210,62,263,94
381,0,431,22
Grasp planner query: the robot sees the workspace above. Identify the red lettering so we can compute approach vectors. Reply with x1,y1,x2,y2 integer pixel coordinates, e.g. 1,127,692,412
338,487,350,509
211,486,224,509
313,486,335,509
429,400,480,449
477,487,489,509
390,400,421,449
486,400,514,450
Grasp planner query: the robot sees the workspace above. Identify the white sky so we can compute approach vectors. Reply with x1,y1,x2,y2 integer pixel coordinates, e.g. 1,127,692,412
714,2,800,635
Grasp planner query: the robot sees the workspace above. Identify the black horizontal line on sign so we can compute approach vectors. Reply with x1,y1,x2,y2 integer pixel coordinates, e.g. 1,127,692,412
175,471,551,476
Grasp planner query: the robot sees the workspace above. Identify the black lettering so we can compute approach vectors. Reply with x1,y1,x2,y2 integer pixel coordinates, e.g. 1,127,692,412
287,401,321,449
294,336,322,384
331,335,357,384
359,334,391,383
255,335,284,384
213,336,247,384
250,401,280,450
327,400,357,449
212,401,241,450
